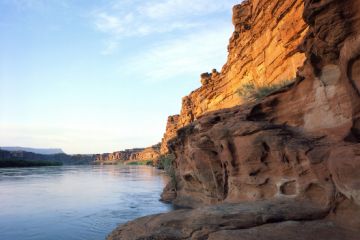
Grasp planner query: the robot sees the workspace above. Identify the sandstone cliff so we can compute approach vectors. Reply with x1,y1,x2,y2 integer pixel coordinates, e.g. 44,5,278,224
109,0,360,239
160,115,180,154
95,144,160,164
160,0,307,154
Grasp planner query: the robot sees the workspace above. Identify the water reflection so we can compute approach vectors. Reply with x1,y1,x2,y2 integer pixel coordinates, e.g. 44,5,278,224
0,165,172,240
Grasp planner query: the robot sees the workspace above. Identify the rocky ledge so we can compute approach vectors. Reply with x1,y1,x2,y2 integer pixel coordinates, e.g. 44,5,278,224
108,199,359,240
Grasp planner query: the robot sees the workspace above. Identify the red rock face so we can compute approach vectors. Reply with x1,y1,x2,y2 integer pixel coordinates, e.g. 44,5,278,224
159,0,308,154
177,0,307,127
128,145,161,162
163,0,360,225
95,144,160,164
160,115,180,154
165,0,360,209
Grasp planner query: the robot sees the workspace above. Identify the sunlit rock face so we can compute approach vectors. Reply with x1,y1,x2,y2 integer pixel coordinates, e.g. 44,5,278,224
178,0,307,125
160,115,180,154
165,0,360,219
160,0,307,154
129,145,161,162
95,144,160,164
167,0,360,208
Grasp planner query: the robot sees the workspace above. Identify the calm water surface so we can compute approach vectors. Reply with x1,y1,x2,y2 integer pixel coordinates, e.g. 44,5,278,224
0,165,173,240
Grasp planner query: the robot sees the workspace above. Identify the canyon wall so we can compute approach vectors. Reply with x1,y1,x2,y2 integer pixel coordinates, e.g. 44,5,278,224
95,144,160,164
109,0,360,239
129,144,161,162
160,0,307,153
165,0,360,209
160,115,180,154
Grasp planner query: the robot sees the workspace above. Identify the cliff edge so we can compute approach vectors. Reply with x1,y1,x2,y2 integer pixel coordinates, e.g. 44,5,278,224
160,0,307,154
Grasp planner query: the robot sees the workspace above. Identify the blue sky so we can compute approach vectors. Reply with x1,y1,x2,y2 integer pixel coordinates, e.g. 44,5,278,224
0,0,240,154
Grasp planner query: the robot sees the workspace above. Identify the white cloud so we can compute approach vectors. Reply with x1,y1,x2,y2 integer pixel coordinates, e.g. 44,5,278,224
92,0,240,54
95,12,124,34
93,11,201,37
138,0,238,19
121,24,233,82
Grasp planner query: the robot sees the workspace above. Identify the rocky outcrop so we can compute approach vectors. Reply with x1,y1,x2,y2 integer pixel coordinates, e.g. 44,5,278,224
109,0,360,239
129,144,161,162
159,0,308,155
160,115,180,154
164,0,360,211
158,0,360,207
108,199,359,240
177,0,307,128
95,144,160,164
95,149,142,164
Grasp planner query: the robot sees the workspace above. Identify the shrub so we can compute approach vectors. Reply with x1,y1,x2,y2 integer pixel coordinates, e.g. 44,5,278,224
126,160,153,166
157,154,176,188
237,81,257,100
237,79,295,101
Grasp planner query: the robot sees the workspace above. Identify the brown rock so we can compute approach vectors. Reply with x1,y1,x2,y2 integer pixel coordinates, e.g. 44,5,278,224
160,115,180,154
208,220,359,240
328,144,360,206
95,144,160,165
108,199,359,240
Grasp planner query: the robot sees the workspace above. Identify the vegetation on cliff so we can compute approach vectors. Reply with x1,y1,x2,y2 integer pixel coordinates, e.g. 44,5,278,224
237,79,295,101
125,160,154,166
157,154,176,187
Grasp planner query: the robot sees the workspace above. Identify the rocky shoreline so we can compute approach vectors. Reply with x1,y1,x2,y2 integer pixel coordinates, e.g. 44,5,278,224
108,0,360,239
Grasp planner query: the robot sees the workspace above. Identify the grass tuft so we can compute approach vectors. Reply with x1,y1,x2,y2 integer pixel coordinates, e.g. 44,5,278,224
157,154,177,188
237,79,295,101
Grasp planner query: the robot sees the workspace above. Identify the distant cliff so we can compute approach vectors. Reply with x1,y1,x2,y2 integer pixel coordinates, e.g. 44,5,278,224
0,147,64,155
0,144,162,167
0,149,95,166
95,144,161,164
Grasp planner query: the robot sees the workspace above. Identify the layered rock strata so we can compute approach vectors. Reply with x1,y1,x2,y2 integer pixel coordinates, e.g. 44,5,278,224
109,0,360,239
160,115,180,154
95,144,160,164
159,0,308,154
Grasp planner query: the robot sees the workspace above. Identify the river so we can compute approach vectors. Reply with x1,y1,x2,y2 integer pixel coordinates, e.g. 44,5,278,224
0,165,172,240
